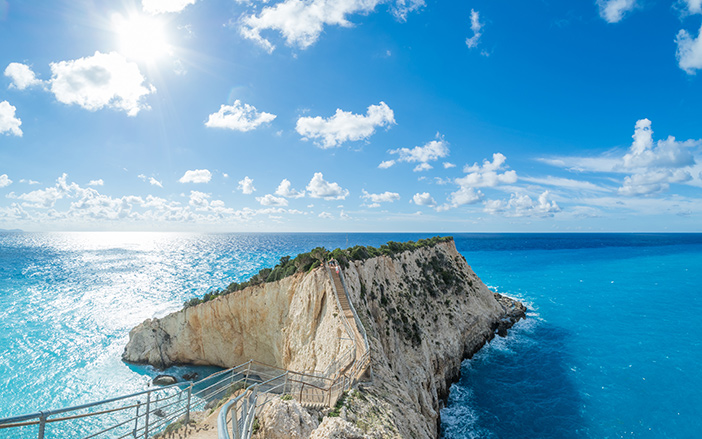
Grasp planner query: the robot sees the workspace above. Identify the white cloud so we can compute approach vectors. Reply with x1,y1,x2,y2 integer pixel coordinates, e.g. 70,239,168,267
413,163,433,172
361,190,399,207
4,63,44,90
256,194,288,206
205,100,276,131
19,179,39,185
138,174,163,187
306,172,349,200
88,179,104,186
676,24,702,75
597,0,638,23
0,174,12,188
179,169,212,184
49,51,155,116
510,191,560,217
378,160,395,169
275,179,305,198
0,101,22,137
318,211,334,219
618,169,691,196
240,0,421,52
142,0,198,14
443,162,456,169
521,176,609,192
389,135,449,168
238,176,256,194
457,153,518,188
393,0,425,21
296,102,394,148
542,119,699,197
447,187,483,207
681,0,702,14
188,190,210,209
484,191,560,217
465,9,483,49
412,192,437,206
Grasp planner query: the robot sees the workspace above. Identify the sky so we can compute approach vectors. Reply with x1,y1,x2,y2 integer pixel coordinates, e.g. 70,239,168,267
1,0,702,232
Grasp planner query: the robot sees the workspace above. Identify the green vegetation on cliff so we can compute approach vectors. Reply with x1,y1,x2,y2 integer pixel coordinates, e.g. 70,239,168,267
183,236,453,308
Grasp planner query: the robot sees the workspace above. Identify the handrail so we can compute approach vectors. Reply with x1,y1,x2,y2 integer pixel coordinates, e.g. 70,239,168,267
1,263,373,439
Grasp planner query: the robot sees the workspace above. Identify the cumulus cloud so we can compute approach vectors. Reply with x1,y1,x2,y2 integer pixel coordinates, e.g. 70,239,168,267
49,51,155,116
256,194,288,206
597,0,638,23
457,153,518,188
484,191,560,217
676,24,702,75
443,162,456,169
139,174,163,187
205,100,276,131
238,176,256,194
0,174,12,188
542,119,699,197
179,169,212,184
318,211,334,219
4,63,44,90
361,190,399,207
275,179,305,198
388,135,449,170
465,9,483,48
306,172,349,200
0,101,22,137
296,102,394,148
681,0,702,14
1,174,310,226
240,0,422,53
412,192,437,206
142,0,198,14
378,160,395,169
88,179,104,186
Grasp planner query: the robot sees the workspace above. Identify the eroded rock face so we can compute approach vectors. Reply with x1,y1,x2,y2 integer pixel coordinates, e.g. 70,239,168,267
123,239,526,439
310,417,365,439
253,399,318,439
333,241,526,439
122,267,353,373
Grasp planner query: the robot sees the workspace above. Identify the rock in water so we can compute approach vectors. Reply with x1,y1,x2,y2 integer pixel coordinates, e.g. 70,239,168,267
152,374,177,386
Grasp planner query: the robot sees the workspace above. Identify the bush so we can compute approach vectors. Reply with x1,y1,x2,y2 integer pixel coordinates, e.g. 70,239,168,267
182,236,453,310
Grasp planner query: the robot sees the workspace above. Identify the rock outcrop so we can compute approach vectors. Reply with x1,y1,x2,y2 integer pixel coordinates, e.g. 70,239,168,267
123,238,525,438
122,266,353,373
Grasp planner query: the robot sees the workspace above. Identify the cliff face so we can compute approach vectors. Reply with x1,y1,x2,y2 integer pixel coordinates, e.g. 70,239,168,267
123,239,525,439
335,240,525,439
122,266,353,373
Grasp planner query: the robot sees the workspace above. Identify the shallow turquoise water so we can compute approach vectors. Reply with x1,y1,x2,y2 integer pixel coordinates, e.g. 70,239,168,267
1,232,701,438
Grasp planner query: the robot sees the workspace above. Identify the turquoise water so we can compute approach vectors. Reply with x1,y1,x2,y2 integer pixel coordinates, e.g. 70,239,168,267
1,232,701,438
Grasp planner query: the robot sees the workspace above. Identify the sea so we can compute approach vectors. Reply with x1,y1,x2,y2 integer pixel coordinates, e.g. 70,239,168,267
0,232,701,438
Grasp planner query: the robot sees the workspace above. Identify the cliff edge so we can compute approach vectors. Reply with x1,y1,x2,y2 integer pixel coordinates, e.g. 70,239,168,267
123,238,525,438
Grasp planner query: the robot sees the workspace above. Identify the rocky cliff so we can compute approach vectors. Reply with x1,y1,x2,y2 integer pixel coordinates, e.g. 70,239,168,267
123,238,525,438
122,266,353,373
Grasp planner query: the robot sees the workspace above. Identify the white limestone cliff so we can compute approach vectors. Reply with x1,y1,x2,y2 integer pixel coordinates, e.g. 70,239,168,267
123,239,526,438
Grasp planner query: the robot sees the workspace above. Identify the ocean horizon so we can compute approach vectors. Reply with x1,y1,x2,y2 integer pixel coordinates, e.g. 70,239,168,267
1,232,701,438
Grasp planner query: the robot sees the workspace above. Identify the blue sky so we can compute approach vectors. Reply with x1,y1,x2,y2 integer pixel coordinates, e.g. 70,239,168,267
1,0,701,232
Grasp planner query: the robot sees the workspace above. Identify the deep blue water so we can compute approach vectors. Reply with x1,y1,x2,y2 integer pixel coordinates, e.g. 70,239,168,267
1,232,701,438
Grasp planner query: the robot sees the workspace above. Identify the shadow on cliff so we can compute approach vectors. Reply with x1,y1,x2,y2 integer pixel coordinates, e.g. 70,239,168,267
441,321,588,438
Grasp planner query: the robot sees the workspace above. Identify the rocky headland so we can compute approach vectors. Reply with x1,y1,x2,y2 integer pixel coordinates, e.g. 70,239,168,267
123,237,525,438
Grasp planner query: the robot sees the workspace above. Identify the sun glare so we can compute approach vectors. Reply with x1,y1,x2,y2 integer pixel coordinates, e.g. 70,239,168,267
112,13,171,62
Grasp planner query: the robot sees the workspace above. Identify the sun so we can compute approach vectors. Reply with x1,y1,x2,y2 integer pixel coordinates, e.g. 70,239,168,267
112,13,171,62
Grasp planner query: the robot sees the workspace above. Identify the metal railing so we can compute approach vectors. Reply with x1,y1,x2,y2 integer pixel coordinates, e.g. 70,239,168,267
1,263,373,439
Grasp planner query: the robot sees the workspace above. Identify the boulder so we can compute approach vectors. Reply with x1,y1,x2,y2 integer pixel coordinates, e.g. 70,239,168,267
152,374,177,386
